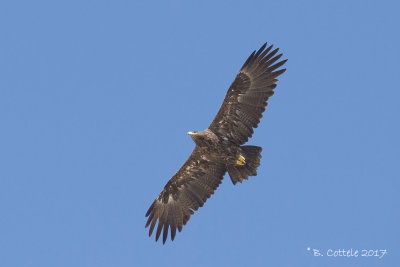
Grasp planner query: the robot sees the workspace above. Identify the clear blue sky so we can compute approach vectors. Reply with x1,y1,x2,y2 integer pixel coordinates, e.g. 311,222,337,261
1,1,399,266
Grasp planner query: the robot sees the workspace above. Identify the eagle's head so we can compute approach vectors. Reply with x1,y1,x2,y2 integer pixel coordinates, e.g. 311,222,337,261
188,131,209,147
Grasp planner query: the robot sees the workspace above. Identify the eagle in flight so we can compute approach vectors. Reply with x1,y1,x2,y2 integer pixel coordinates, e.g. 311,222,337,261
145,42,287,244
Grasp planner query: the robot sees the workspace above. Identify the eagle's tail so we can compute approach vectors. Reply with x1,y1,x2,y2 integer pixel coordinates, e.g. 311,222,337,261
227,145,262,185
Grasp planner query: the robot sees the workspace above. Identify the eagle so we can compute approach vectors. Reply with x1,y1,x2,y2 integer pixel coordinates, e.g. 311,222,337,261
145,42,287,244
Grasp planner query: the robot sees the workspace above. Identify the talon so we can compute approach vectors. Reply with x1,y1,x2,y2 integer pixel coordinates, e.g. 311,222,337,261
236,155,246,166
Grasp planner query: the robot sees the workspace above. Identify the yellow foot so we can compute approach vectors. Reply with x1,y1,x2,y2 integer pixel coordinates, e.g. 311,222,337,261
236,155,246,166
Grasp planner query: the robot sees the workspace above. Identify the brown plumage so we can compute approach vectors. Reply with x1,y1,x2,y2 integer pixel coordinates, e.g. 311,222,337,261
145,42,287,244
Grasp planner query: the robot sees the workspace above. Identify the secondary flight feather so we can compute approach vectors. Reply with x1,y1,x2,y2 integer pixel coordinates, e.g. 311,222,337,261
145,42,287,244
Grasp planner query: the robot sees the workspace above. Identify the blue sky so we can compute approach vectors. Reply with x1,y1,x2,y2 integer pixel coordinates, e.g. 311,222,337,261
1,0,399,266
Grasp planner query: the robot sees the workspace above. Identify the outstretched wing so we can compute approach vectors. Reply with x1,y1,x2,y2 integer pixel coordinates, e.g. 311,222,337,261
145,146,226,244
209,43,287,145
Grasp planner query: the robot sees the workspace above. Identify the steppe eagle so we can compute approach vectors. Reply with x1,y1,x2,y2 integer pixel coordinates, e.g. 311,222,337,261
145,42,287,243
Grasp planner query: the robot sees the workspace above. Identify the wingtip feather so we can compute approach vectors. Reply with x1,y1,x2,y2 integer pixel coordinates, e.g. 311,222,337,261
162,223,169,244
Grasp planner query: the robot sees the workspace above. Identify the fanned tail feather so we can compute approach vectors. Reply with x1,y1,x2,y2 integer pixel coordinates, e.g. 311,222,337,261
227,145,262,184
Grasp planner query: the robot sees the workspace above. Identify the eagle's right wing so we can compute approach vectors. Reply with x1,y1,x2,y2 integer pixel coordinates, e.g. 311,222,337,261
209,43,287,145
145,146,226,244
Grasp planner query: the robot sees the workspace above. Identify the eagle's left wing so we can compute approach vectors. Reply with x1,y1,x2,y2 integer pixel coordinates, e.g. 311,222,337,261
145,146,226,244
208,43,287,145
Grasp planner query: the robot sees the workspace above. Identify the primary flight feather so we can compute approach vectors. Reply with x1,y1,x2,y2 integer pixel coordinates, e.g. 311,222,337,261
145,42,287,244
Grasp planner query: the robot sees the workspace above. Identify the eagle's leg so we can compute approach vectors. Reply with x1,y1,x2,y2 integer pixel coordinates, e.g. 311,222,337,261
227,145,262,184
236,155,246,166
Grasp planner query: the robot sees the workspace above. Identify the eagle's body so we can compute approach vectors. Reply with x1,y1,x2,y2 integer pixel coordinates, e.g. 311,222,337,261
145,43,287,244
188,130,241,166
